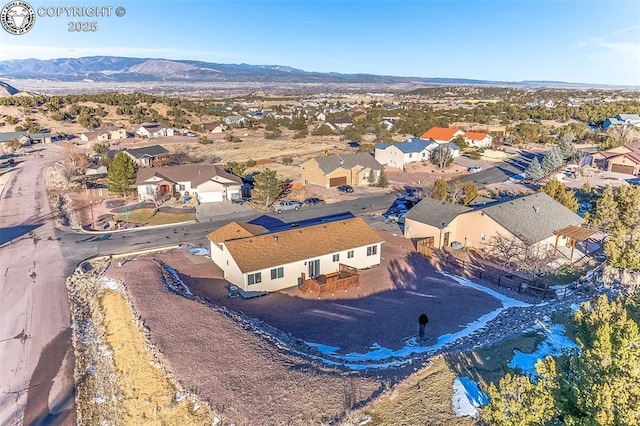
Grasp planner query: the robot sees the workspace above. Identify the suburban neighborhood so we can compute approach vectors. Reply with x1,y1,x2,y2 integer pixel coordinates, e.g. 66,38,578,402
1,31,640,425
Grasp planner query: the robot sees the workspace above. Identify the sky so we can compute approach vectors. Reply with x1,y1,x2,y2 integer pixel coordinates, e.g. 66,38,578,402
0,0,639,86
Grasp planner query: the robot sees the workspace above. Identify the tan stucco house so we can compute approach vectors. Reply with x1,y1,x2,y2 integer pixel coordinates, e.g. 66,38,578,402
207,217,384,292
301,153,383,187
404,193,584,251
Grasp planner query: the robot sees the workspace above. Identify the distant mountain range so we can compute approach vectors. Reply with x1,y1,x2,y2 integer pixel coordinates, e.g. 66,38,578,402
0,56,629,89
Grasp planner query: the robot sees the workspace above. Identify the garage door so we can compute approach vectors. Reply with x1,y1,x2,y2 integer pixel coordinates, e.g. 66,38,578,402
329,176,347,187
197,191,223,203
611,164,635,175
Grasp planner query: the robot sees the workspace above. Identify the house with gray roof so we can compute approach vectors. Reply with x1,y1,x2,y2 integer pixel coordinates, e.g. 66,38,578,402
107,145,170,167
375,137,438,169
301,153,383,187
0,131,55,145
404,193,584,251
603,114,640,130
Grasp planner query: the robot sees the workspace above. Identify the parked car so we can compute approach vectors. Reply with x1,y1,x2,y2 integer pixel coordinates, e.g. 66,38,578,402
468,166,483,173
271,200,302,213
303,197,325,206
231,197,250,205
337,185,354,194
387,213,405,224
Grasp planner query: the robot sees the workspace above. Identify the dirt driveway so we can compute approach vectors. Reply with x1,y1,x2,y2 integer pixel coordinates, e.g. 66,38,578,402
162,232,502,354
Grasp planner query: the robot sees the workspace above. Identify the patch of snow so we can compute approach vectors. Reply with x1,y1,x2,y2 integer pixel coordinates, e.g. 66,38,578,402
508,324,579,376
165,265,193,296
100,277,120,291
358,415,372,425
306,342,340,355
452,376,488,418
213,417,221,426
94,396,106,404
187,247,210,257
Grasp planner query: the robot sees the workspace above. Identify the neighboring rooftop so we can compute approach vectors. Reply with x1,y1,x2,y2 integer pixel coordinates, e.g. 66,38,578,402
404,197,472,229
420,127,461,141
207,222,268,244
135,164,242,186
313,153,382,173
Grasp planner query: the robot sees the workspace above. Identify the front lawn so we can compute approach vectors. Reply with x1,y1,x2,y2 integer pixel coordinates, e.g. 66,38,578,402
113,208,194,226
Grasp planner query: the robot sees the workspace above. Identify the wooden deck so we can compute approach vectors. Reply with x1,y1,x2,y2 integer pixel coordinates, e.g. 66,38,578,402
299,264,359,296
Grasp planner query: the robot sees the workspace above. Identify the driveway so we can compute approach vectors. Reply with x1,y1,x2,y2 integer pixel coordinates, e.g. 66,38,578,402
195,200,256,222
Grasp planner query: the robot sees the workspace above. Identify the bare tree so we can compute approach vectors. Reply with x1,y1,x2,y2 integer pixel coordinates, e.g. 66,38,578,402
450,180,464,203
431,147,454,169
484,232,526,270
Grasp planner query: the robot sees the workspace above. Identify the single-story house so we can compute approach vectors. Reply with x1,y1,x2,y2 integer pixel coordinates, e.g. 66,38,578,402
136,124,175,139
0,131,55,145
404,193,584,251
463,132,493,148
85,165,108,176
379,119,395,131
80,126,127,142
202,122,227,133
420,127,465,144
326,118,353,131
207,217,384,292
592,142,640,175
603,114,640,130
223,115,247,127
301,153,383,187
375,137,438,169
108,145,170,168
135,164,242,203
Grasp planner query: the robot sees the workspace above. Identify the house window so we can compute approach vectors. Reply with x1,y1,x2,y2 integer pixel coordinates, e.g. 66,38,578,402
480,233,486,241
422,152,426,157
248,272,262,285
347,250,354,259
333,254,340,262
367,245,378,256
408,153,412,158
179,184,186,191
270,267,284,280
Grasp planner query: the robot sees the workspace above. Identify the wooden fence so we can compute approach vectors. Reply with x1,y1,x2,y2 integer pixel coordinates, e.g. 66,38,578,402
444,255,554,299
300,264,359,296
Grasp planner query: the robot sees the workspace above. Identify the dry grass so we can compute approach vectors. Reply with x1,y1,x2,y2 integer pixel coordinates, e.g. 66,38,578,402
67,264,215,426
100,290,213,425
365,356,474,426
113,209,194,225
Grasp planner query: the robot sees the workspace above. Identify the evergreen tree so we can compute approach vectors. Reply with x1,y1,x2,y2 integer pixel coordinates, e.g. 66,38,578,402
107,152,137,197
541,147,563,173
614,185,640,230
592,185,619,230
525,156,544,181
431,178,449,201
558,133,576,159
223,160,246,178
367,170,376,185
541,179,578,212
253,168,282,206
376,170,388,187
462,182,479,205
559,295,640,424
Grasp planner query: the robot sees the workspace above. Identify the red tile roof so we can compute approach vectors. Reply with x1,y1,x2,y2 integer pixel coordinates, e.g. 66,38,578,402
464,132,488,140
420,127,461,141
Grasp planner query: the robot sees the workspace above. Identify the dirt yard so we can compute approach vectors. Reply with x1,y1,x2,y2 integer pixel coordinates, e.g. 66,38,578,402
104,258,383,425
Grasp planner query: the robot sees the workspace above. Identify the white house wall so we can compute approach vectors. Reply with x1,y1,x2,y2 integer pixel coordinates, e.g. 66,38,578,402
232,242,383,293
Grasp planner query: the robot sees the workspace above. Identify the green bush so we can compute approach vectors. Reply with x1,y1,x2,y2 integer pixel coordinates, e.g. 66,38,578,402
246,158,257,167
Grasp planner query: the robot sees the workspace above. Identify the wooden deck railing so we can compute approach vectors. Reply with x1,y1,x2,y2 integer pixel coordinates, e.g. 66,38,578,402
299,265,359,296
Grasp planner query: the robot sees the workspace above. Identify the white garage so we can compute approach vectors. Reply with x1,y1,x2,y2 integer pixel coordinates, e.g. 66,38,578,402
197,191,224,203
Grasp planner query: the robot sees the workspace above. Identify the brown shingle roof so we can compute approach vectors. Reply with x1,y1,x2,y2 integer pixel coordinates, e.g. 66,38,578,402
135,164,242,186
313,153,382,174
221,217,384,273
207,222,267,244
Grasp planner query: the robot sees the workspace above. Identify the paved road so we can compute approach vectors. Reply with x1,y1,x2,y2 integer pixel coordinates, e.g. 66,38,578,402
455,151,544,188
0,146,76,426
58,192,398,266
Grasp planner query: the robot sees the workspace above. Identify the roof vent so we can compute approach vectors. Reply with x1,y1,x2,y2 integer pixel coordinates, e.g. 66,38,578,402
273,236,278,245
533,206,539,213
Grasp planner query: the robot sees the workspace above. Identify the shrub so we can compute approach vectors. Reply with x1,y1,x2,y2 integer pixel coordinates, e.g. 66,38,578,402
245,158,257,167
281,156,294,165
